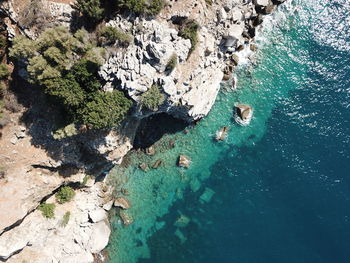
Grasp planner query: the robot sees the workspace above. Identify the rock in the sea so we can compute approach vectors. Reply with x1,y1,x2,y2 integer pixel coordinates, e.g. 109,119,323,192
114,197,131,209
119,211,133,226
234,104,253,126
215,126,229,141
139,162,149,171
174,215,190,228
145,146,156,156
152,159,162,169
178,155,191,168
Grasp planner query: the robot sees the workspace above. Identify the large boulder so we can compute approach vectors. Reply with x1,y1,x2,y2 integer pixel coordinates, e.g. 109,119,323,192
234,104,253,126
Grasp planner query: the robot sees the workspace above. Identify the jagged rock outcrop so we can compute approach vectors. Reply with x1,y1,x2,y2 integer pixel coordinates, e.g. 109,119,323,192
0,182,112,263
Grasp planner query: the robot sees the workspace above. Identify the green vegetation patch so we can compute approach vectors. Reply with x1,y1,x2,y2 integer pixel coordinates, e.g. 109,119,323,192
165,54,178,73
100,26,133,47
38,203,55,219
10,27,133,129
0,64,9,79
73,0,104,22
56,186,76,204
141,85,165,110
179,21,199,56
60,211,71,227
115,0,165,16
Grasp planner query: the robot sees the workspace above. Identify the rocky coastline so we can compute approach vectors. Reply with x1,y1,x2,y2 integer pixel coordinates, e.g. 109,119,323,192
0,0,286,262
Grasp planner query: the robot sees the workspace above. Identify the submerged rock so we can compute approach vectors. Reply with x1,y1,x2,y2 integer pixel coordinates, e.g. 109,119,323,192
234,104,253,126
114,197,131,210
152,159,162,169
199,187,215,203
174,215,190,228
119,211,133,226
145,146,156,156
139,162,149,172
178,155,191,168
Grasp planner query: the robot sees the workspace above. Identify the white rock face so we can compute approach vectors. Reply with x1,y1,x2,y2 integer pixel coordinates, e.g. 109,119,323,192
0,183,112,263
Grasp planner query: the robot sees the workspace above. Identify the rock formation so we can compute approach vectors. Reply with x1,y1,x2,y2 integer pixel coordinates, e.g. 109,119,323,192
0,0,287,261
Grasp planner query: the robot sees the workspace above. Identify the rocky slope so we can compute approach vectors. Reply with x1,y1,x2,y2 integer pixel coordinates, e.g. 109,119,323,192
0,0,285,262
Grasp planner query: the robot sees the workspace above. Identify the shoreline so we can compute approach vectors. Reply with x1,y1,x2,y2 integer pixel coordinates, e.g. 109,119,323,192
0,0,287,262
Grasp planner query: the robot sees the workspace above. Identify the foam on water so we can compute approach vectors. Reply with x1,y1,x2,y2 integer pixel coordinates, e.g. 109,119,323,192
107,1,350,262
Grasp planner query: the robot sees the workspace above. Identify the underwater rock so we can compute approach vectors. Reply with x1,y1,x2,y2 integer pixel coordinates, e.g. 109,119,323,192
234,104,253,126
119,211,133,226
114,197,131,210
139,162,149,172
178,155,191,168
152,160,162,169
215,126,229,141
174,215,190,228
199,187,216,203
145,146,156,156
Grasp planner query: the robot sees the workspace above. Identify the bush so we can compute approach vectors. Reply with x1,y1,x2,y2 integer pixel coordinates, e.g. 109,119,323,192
11,27,133,130
60,211,71,227
100,26,132,47
141,85,165,110
76,90,133,129
179,21,199,56
115,0,165,15
73,0,104,22
56,186,76,204
38,203,55,219
0,64,9,79
165,54,177,73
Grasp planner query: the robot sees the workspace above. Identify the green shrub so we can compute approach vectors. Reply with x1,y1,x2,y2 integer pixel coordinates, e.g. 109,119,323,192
10,27,133,130
0,64,9,79
141,85,165,110
60,211,71,227
73,0,104,22
115,0,164,15
38,203,55,219
56,186,76,204
165,54,177,73
205,0,213,6
52,124,78,140
76,90,133,129
100,26,132,47
179,21,199,56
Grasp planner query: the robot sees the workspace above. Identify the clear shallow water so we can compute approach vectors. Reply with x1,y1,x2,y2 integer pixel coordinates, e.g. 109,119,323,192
107,0,350,262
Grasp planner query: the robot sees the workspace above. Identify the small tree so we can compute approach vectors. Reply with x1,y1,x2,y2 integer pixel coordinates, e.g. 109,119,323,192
141,85,165,110
56,186,76,204
73,0,104,23
38,203,55,219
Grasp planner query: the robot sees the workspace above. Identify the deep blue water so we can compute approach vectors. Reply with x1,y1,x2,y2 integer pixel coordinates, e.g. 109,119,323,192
108,1,350,262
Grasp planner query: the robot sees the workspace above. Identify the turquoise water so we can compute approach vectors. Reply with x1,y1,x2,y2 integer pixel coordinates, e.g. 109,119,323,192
108,0,350,262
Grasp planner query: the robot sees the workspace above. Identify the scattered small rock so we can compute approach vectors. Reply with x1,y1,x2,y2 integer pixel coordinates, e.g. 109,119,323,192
152,160,162,169
139,162,149,172
178,155,191,168
145,146,156,156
